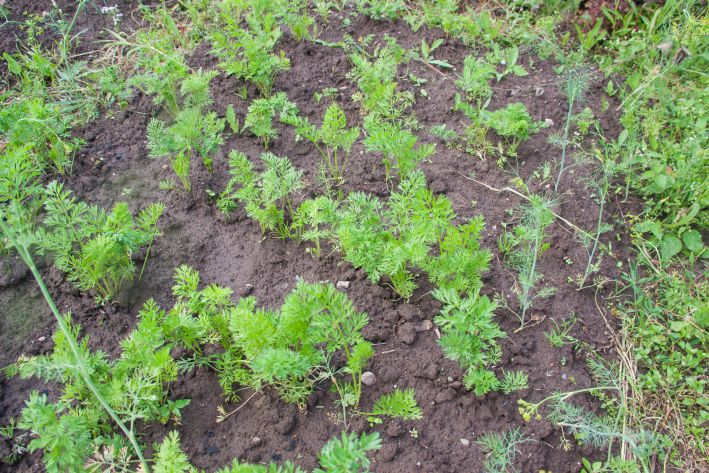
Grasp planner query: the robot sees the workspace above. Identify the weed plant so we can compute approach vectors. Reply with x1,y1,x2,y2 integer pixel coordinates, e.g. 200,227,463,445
456,55,495,109
485,45,528,82
112,24,191,117
479,102,538,158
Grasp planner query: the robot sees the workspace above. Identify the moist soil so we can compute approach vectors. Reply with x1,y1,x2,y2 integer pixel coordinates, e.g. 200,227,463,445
1,3,639,472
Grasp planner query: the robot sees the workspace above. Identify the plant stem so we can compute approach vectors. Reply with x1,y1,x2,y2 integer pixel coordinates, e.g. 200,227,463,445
581,189,605,287
0,220,150,472
59,0,88,67
555,94,575,192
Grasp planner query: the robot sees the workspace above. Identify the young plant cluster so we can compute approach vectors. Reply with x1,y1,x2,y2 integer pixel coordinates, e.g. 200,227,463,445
218,151,522,396
35,182,163,304
451,49,541,163
147,69,225,191
5,303,189,473
145,265,421,426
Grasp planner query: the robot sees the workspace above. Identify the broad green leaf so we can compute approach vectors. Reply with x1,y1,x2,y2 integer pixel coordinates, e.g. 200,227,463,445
429,59,454,69
636,220,663,239
682,229,704,254
659,235,682,261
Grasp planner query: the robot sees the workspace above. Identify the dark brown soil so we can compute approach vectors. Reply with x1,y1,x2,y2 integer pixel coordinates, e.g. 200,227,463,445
1,5,640,473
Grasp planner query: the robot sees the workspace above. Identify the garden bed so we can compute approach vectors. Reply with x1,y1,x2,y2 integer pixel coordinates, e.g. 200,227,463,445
1,1,695,473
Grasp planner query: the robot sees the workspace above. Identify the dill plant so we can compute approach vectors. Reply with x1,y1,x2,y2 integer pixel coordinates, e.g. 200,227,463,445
577,145,618,288
282,102,360,185
476,428,529,473
499,194,557,330
518,357,665,471
218,150,304,237
554,68,591,191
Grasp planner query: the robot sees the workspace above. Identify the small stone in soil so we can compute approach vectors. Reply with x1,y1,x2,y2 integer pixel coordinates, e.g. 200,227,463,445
398,304,420,321
384,310,400,323
336,280,350,289
361,371,376,386
415,320,433,332
385,422,404,438
449,381,463,390
274,413,296,435
460,438,470,447
421,362,438,380
250,437,262,448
